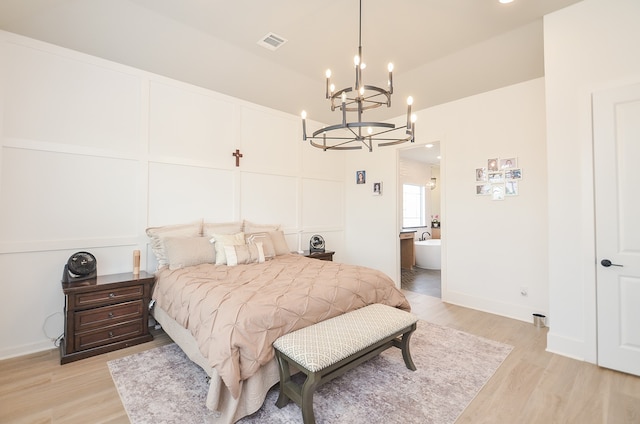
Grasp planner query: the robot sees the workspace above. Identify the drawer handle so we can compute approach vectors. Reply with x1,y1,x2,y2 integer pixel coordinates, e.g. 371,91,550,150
108,312,114,318
109,293,116,298
109,331,114,338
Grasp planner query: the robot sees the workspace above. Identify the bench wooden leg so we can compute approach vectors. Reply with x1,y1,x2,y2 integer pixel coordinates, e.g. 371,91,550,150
301,372,320,424
392,323,417,371
401,325,417,371
275,352,291,408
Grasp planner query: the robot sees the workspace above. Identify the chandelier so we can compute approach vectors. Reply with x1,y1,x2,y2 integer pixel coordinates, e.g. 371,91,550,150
301,0,416,152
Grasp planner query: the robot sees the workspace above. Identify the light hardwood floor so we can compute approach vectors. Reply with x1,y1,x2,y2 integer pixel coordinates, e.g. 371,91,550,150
1,291,639,423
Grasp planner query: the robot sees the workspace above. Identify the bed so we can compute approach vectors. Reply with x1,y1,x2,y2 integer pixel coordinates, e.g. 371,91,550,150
146,220,410,423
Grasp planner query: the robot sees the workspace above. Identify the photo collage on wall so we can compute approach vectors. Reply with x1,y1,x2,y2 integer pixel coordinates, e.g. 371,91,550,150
475,157,522,201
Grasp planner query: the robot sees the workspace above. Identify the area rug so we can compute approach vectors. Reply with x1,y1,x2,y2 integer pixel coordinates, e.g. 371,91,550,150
108,320,512,424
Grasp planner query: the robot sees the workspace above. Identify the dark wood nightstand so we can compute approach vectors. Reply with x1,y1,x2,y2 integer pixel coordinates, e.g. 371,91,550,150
301,250,335,261
60,271,155,364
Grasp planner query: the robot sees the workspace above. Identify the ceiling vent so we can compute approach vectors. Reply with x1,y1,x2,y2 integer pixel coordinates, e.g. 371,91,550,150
257,33,287,51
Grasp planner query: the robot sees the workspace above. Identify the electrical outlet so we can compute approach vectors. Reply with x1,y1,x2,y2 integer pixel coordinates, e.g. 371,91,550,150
520,287,528,296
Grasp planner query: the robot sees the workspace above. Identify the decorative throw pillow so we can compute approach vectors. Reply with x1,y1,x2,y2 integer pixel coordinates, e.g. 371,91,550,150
163,237,216,270
146,221,203,268
211,232,246,265
269,230,290,255
223,242,265,266
246,232,276,259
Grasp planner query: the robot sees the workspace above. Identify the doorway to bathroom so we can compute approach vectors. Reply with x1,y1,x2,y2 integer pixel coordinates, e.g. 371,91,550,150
398,142,441,298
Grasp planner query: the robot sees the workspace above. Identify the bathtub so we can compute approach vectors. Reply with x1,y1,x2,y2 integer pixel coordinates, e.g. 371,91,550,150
414,239,441,270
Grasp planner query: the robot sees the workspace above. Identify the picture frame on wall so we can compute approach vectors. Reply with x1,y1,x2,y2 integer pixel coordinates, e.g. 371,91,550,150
356,170,366,184
476,167,488,182
505,168,522,180
488,158,499,171
500,157,517,169
505,181,519,196
492,184,505,201
488,172,504,183
476,183,491,195
373,182,382,195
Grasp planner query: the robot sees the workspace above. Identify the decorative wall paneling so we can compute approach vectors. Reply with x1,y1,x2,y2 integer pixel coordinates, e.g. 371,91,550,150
0,31,345,359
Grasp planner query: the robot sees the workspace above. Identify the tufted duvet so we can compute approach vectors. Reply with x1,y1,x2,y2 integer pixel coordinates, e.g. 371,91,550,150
152,253,410,399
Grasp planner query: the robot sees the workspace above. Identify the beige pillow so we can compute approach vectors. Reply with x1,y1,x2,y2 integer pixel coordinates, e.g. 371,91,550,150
223,243,265,266
203,221,243,238
246,232,276,259
163,237,216,270
243,220,281,234
211,232,245,265
146,221,202,267
269,230,290,255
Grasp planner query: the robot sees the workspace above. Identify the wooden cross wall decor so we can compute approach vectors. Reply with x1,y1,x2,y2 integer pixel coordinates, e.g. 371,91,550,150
232,149,243,167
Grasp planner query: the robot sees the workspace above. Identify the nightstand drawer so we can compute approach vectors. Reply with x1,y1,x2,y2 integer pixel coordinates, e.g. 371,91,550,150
73,285,144,309
74,300,144,331
75,320,144,351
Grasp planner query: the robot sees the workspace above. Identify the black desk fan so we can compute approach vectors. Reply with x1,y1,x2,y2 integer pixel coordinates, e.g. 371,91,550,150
62,251,97,283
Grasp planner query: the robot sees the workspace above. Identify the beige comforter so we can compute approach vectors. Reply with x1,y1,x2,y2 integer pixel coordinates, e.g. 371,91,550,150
152,254,410,399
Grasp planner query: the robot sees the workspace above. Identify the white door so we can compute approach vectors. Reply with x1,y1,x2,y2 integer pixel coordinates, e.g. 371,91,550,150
593,83,640,377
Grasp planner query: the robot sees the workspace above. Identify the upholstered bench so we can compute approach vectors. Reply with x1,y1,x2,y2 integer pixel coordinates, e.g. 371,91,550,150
273,303,419,424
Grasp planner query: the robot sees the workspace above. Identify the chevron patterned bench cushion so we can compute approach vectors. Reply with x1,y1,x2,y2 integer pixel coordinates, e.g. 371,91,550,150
273,303,418,372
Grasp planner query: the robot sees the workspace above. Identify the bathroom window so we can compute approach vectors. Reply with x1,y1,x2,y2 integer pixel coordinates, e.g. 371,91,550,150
402,184,425,227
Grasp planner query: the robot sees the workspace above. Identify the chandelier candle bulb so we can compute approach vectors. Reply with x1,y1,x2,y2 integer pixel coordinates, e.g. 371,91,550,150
406,96,413,129
388,63,394,93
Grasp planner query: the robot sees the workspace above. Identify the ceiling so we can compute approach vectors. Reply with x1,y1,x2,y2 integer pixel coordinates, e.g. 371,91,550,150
0,0,582,125
399,142,441,165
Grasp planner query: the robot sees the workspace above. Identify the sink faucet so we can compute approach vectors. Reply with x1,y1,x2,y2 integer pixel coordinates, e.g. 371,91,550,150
421,231,431,241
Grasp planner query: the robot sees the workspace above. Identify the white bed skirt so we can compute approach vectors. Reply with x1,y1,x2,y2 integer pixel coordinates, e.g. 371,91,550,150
152,305,281,423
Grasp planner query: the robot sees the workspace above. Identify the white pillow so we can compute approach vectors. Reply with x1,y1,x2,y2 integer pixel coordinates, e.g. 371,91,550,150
163,237,215,270
211,232,245,265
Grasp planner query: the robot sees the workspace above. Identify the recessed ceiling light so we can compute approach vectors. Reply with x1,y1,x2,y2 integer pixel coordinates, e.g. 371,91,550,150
425,144,434,149
499,0,514,4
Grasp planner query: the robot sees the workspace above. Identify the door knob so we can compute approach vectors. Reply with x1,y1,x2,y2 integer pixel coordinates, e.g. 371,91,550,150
601,259,623,267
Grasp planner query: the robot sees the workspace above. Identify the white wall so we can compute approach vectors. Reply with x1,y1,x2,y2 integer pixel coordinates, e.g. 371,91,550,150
0,31,346,359
345,78,548,323
544,0,640,362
